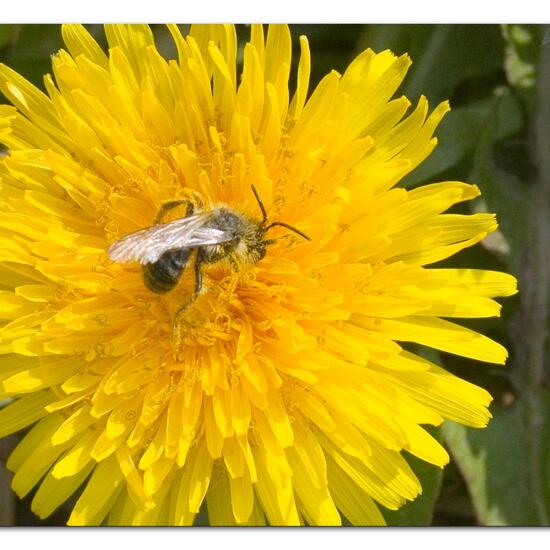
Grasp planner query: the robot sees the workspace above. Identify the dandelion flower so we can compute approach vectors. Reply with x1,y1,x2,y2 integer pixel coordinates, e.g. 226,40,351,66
0,24,517,526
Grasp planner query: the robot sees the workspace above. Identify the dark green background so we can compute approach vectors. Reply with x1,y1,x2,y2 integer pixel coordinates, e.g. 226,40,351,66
0,24,547,526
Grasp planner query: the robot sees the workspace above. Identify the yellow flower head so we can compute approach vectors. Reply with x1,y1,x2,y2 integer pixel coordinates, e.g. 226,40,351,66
0,24,517,526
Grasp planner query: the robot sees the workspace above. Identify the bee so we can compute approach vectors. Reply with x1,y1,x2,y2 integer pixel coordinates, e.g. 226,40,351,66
108,186,310,319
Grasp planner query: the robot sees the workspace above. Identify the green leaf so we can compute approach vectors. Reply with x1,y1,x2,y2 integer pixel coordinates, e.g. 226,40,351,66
151,24,179,61
502,24,540,91
383,444,444,526
357,25,505,105
466,88,528,271
0,25,64,90
442,392,550,525
195,500,210,526
290,24,364,89
0,25,17,51
402,89,523,187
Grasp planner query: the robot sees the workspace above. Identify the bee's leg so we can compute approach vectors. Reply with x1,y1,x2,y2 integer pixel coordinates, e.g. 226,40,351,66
221,255,241,299
172,252,204,352
155,199,195,224
193,252,204,295
229,255,239,274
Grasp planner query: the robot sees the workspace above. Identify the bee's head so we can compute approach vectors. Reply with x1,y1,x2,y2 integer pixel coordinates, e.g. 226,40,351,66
243,224,269,262
256,240,268,260
250,185,311,256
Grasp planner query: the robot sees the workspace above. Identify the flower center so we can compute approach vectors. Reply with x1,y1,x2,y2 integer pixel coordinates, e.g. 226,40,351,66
168,263,252,354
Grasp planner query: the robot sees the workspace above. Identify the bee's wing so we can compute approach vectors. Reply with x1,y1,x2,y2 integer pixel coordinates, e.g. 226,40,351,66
108,212,232,265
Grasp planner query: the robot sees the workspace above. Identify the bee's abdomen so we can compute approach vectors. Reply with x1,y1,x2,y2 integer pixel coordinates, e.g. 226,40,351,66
142,248,192,294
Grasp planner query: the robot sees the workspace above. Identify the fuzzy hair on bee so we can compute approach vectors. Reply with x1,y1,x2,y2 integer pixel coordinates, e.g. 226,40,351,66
108,186,310,313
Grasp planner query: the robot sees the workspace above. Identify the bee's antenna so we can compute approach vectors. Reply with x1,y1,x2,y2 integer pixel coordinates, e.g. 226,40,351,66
251,185,268,224
265,221,311,241
251,185,311,241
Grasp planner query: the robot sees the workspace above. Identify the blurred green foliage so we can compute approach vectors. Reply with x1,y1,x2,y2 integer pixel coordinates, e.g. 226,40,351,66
0,23,547,526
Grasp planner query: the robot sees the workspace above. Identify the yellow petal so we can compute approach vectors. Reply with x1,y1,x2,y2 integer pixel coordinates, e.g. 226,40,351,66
371,315,508,364
67,454,124,526
0,390,54,437
62,24,109,69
